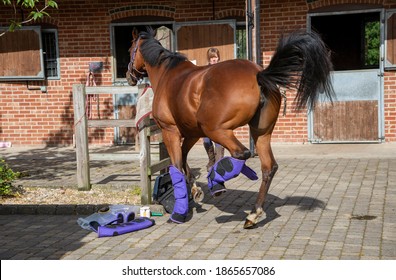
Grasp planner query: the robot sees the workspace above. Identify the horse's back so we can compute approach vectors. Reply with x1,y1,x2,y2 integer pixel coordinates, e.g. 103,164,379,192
207,59,262,79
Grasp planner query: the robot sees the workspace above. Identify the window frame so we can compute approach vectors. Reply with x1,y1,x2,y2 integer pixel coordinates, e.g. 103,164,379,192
0,26,45,81
110,21,174,84
0,26,60,81
385,9,396,69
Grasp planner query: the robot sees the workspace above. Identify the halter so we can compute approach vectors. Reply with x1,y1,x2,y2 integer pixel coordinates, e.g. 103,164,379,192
127,36,147,83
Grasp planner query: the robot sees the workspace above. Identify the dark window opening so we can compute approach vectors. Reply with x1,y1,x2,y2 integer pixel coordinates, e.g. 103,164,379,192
311,12,380,71
113,24,173,80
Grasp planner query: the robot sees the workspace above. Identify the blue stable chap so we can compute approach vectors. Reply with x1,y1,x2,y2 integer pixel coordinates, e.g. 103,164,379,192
207,157,258,196
169,165,189,223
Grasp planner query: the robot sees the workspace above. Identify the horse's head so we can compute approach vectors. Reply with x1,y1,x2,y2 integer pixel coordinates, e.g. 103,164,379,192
126,28,147,86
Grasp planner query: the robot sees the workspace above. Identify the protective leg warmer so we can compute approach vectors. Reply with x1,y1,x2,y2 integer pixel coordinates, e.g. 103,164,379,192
169,165,189,223
207,156,258,196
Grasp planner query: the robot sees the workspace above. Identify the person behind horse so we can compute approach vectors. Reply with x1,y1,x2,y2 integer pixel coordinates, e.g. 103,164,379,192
203,47,225,171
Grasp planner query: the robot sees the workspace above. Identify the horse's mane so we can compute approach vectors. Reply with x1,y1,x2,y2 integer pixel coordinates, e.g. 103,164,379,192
139,29,187,69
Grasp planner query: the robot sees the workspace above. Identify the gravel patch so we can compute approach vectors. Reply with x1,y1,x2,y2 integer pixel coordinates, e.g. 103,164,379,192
1,186,140,205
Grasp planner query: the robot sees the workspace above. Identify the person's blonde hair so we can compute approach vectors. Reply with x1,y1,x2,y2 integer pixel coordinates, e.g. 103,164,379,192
207,47,220,62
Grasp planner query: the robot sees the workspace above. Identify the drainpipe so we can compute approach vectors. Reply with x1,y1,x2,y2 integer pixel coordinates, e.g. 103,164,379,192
212,0,215,20
255,0,261,65
247,0,261,156
253,0,261,155
246,0,253,61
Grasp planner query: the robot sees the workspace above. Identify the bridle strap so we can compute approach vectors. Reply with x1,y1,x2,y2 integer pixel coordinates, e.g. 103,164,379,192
127,36,147,81
129,37,140,70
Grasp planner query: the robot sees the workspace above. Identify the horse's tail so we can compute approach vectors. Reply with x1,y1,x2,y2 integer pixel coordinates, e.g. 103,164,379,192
257,30,335,110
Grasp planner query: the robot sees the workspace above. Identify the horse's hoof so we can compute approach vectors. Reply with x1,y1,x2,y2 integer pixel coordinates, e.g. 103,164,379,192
243,219,256,229
210,183,226,197
192,189,204,203
191,185,204,203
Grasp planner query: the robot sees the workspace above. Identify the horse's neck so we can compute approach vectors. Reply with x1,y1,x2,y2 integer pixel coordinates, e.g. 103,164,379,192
145,65,165,92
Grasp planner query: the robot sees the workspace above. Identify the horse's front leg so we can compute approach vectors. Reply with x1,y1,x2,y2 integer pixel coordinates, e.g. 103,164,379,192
181,137,204,203
244,134,278,229
160,129,189,224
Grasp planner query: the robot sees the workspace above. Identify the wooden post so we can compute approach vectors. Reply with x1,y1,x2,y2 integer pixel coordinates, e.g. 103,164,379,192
159,141,169,174
139,117,151,205
72,84,91,190
71,84,170,198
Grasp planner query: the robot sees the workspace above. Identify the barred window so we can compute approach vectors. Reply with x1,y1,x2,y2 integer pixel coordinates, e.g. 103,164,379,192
236,23,247,59
42,29,60,79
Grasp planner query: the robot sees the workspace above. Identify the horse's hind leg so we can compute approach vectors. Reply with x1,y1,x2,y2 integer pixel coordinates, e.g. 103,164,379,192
203,129,258,196
204,129,251,160
244,133,278,229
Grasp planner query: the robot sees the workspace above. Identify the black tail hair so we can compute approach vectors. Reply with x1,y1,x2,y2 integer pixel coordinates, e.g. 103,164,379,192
257,30,335,110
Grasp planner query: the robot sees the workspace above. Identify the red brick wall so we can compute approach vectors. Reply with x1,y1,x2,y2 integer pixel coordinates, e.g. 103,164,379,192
384,72,396,142
260,0,309,143
1,0,396,147
262,0,396,143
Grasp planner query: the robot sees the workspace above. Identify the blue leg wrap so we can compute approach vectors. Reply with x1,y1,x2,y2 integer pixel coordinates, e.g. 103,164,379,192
169,165,188,223
207,157,258,196
90,217,155,238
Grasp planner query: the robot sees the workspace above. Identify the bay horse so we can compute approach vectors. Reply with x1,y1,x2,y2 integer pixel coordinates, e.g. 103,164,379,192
127,27,334,229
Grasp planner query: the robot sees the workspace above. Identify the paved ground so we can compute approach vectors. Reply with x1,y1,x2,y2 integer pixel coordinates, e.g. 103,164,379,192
0,143,395,260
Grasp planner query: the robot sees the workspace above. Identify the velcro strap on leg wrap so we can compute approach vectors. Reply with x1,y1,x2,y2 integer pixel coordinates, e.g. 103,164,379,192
207,157,258,193
241,164,259,180
169,165,188,223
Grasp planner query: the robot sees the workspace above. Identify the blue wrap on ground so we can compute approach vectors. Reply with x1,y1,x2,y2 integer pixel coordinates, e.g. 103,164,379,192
169,165,189,223
207,157,258,195
90,217,155,238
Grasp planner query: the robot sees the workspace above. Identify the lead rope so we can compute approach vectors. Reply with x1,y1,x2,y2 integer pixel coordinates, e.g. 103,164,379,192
74,71,99,128
86,71,99,119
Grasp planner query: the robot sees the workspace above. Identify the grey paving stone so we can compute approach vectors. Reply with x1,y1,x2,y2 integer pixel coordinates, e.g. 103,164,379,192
1,144,395,260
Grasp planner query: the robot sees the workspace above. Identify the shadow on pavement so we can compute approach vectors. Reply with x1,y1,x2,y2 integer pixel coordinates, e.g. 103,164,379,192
191,180,326,228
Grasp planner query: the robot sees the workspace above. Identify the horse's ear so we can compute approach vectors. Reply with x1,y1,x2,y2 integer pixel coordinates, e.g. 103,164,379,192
146,26,156,38
132,27,139,40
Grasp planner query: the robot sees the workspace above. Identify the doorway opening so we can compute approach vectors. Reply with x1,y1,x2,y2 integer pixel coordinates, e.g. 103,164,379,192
308,10,383,143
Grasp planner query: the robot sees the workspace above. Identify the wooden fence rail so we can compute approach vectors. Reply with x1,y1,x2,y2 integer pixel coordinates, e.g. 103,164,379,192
72,84,170,205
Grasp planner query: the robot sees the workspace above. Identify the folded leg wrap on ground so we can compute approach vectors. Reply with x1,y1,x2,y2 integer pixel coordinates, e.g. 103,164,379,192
90,217,155,238
169,165,188,223
207,157,258,195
